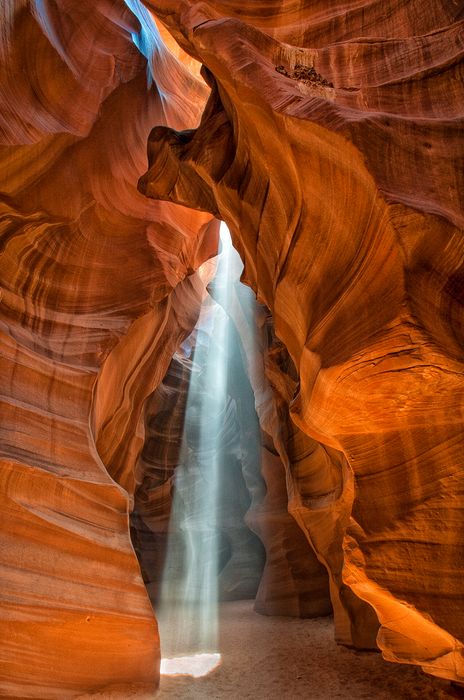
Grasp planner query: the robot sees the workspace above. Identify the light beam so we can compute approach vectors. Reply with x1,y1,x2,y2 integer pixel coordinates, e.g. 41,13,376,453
158,224,234,670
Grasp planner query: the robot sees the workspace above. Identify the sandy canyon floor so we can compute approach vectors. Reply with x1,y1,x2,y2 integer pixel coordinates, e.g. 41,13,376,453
79,600,463,699
156,601,462,700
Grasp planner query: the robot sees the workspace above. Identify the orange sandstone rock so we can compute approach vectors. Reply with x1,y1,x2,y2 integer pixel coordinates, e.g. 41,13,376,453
0,1,216,696
1,0,464,693
140,0,464,683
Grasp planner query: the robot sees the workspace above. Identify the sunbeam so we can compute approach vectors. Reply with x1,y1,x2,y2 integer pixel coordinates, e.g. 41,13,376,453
157,223,235,672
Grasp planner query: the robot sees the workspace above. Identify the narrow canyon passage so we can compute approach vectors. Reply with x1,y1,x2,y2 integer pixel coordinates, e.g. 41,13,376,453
1,1,464,698
145,223,264,663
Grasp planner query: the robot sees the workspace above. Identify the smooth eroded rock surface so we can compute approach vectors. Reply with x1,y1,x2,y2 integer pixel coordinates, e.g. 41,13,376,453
0,1,217,696
140,0,464,683
2,0,464,694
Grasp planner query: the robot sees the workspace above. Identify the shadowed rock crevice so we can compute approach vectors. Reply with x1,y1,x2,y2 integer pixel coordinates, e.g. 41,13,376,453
130,252,334,621
275,63,334,89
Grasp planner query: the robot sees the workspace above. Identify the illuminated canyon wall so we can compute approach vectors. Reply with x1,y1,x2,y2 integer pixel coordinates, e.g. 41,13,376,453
0,0,463,697
140,0,464,685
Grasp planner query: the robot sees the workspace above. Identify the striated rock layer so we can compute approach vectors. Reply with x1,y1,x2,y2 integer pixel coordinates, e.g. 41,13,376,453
0,1,217,696
2,0,464,694
209,255,333,618
140,0,464,683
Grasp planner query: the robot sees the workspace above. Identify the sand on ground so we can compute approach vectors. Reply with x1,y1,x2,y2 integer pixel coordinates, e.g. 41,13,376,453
78,600,463,700
156,600,463,700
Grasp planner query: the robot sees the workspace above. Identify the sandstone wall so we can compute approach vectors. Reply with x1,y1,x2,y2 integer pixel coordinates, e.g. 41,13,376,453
140,0,464,682
0,2,216,695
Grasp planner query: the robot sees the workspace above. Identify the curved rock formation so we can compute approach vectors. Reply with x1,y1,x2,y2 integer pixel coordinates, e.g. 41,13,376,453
140,0,464,683
2,0,464,694
208,253,333,618
0,2,217,696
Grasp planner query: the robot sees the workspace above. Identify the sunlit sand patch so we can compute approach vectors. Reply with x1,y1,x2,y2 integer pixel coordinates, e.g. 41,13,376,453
160,653,221,678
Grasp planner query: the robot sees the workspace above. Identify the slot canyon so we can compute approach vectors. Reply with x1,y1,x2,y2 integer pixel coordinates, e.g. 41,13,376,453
1,1,463,698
